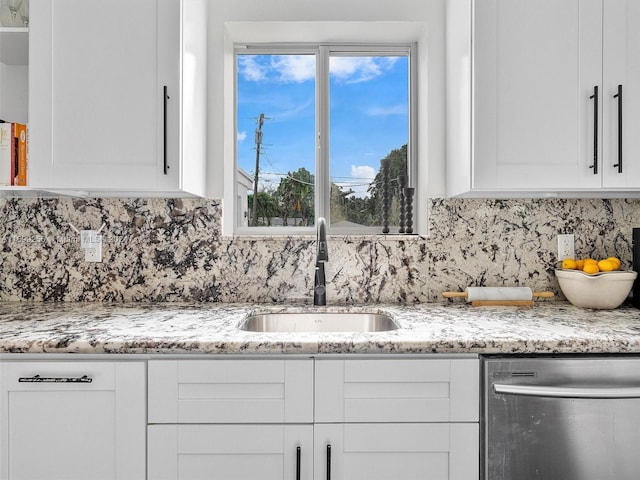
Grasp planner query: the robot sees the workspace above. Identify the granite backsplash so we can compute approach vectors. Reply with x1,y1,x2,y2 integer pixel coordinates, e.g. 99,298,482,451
0,197,638,303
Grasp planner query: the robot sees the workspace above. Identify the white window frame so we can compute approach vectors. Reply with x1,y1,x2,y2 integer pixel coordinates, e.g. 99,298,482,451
232,43,417,236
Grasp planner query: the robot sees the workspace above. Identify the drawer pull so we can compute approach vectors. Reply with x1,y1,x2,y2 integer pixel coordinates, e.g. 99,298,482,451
18,375,93,384
589,85,599,174
296,446,301,480
163,85,170,175
326,444,331,480
613,84,623,173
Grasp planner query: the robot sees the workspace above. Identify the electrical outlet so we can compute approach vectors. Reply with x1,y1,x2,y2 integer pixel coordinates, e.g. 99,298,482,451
80,230,103,262
84,245,102,262
557,234,575,260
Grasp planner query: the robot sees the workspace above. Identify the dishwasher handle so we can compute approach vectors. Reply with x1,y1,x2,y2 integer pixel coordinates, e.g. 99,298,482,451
494,383,640,399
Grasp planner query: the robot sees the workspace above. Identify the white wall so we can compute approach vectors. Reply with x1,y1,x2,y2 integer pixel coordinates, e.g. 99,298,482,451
206,0,447,234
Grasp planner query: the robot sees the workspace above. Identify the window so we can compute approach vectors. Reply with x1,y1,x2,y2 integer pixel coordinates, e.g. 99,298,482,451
235,44,414,234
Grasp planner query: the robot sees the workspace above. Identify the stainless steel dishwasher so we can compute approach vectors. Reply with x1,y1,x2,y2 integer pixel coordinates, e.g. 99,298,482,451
483,356,640,480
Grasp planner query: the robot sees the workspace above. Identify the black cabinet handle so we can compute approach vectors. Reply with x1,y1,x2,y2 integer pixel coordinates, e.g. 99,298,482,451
589,85,599,174
163,85,170,175
18,375,92,384
326,444,331,480
296,446,301,480
613,84,623,173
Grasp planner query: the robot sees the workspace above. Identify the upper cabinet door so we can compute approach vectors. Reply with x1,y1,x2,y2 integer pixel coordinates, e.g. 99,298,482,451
29,0,163,190
602,0,640,188
28,0,207,195
472,0,603,191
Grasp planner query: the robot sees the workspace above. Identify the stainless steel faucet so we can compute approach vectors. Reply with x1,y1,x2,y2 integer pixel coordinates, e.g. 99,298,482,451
314,217,328,306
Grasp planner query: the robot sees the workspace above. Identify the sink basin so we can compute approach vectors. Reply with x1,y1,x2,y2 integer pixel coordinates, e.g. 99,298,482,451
239,312,398,333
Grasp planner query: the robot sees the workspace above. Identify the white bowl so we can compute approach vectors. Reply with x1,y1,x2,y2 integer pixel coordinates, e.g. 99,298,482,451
555,269,638,309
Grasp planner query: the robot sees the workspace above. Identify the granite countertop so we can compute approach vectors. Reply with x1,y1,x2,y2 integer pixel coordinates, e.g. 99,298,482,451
0,302,639,355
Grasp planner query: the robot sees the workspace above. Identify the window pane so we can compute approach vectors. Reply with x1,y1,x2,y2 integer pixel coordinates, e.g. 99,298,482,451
329,55,409,230
236,54,316,227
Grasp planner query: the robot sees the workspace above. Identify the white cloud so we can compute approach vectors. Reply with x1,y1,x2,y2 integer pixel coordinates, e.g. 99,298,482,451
330,56,399,84
336,165,376,198
238,56,267,81
271,55,316,83
258,172,282,192
351,165,376,180
237,131,247,142
239,54,400,85
239,54,315,84
271,98,314,121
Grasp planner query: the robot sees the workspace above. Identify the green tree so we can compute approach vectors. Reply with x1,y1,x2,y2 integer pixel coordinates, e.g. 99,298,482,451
367,144,408,225
331,183,374,226
276,168,314,226
248,191,280,226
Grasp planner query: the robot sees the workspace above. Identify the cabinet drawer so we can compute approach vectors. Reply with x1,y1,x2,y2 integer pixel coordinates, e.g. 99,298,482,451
148,424,313,480
315,358,479,423
148,359,314,423
315,423,478,480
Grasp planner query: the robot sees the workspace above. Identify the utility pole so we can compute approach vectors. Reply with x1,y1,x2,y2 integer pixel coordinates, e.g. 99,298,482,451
251,113,265,226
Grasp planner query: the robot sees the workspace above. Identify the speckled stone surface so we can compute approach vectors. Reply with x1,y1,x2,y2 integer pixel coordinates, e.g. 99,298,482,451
1,302,639,354
1,198,639,304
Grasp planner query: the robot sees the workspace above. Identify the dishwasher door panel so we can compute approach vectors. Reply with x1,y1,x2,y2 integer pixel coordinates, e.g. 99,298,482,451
484,357,640,480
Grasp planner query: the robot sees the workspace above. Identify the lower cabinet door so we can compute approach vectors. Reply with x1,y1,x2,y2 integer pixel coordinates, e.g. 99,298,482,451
148,424,314,480
314,423,479,480
0,361,146,480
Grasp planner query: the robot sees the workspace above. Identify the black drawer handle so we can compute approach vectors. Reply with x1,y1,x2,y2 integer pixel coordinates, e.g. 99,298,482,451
589,85,599,174
163,85,170,175
296,446,301,480
613,84,622,173
326,444,331,480
18,375,93,384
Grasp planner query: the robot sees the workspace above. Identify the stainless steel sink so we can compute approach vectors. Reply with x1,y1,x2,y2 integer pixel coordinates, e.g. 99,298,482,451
239,312,398,333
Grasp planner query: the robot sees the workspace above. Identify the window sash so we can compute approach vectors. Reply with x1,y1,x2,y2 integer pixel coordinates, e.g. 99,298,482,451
234,43,415,236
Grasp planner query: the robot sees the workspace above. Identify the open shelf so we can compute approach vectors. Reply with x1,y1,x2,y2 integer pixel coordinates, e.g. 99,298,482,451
0,27,28,66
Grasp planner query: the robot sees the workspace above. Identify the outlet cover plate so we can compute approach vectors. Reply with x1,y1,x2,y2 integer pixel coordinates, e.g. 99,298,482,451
557,234,575,260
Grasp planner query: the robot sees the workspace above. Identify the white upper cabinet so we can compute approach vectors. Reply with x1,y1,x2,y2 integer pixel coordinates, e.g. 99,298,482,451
447,0,640,196
28,0,207,195
602,0,640,188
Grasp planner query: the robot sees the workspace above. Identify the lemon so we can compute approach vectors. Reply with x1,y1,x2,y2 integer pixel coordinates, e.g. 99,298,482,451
598,259,615,272
583,262,600,274
575,259,585,270
584,258,598,264
561,258,577,269
606,257,621,270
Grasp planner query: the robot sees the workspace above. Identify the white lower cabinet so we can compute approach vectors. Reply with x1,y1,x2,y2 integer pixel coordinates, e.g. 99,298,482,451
148,424,314,480
315,423,479,480
147,357,480,480
0,360,146,480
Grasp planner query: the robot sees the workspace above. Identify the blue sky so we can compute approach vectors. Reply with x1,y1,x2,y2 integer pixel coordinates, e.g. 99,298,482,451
236,53,408,197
